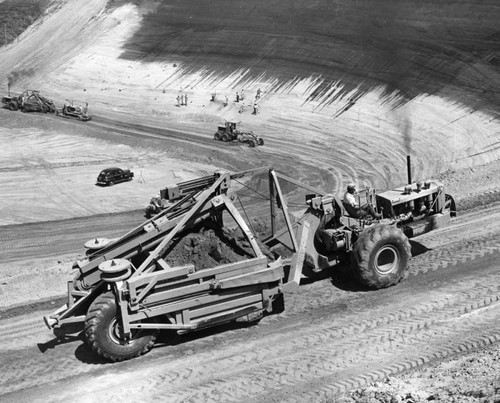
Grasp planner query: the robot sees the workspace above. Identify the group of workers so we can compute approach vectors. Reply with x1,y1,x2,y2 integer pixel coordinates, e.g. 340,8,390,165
177,93,188,106
208,89,262,114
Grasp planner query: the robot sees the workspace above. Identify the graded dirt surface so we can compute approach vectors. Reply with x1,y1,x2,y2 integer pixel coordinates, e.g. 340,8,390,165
1,0,500,402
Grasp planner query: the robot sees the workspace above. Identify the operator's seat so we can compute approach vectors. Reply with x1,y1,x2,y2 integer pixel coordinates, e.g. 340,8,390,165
342,201,360,219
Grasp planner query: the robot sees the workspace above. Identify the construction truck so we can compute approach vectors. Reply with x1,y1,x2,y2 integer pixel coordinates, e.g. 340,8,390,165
44,164,455,362
2,89,56,113
214,121,264,147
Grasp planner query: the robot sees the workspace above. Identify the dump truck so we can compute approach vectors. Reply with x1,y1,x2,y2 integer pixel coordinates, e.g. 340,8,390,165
214,121,264,147
44,164,455,362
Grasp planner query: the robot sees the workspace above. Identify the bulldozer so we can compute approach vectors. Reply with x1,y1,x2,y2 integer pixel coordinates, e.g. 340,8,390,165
57,100,91,121
214,121,264,147
44,163,455,362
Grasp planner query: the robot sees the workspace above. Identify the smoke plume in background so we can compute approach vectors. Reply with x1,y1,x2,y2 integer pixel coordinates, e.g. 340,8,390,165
358,2,413,154
7,68,35,87
7,68,35,94
401,117,412,155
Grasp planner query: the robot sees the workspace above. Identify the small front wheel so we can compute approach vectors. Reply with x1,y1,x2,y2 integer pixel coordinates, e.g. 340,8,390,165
84,292,158,362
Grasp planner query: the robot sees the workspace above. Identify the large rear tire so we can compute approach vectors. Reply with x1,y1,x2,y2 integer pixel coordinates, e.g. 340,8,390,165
351,224,411,289
221,134,229,142
214,132,221,141
84,292,158,362
9,101,18,111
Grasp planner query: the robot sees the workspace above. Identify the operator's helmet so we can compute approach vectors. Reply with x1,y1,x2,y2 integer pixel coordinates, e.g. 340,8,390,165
347,183,356,191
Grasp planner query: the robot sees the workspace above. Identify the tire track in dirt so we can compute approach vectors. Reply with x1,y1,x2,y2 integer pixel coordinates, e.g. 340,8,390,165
90,115,390,195
0,205,499,399
278,309,500,403
1,241,498,400
34,156,99,218
80,261,500,403
0,212,144,240
0,212,145,264
271,231,500,323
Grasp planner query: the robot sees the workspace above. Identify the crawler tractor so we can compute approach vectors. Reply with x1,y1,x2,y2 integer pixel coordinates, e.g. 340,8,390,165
57,100,91,121
44,165,455,362
214,121,264,147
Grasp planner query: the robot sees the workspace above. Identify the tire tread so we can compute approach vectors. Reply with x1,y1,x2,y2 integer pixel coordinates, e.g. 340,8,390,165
84,292,157,362
353,224,411,289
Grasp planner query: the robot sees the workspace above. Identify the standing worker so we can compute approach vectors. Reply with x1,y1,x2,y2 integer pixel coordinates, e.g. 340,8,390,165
252,99,259,115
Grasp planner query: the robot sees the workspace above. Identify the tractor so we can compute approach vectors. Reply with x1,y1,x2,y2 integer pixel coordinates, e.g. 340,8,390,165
2,89,56,113
214,121,264,147
44,163,455,362
57,100,91,121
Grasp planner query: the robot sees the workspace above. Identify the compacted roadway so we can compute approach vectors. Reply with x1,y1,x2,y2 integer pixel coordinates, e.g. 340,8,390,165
0,203,499,402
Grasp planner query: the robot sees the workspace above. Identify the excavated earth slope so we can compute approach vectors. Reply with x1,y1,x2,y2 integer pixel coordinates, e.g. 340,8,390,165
0,0,500,402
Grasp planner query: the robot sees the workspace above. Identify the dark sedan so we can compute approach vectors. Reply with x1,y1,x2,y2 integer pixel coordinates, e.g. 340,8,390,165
96,167,134,186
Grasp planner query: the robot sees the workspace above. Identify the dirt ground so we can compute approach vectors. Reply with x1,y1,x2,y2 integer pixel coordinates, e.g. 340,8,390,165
1,0,500,401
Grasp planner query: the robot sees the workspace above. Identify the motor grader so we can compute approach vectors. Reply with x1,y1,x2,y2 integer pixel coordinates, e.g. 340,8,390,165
44,166,455,362
214,121,264,147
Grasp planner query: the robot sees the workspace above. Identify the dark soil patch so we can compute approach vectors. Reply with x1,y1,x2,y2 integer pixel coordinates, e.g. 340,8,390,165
163,222,276,270
0,0,50,47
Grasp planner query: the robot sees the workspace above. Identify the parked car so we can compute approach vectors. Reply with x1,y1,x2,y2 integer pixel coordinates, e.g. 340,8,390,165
96,167,134,186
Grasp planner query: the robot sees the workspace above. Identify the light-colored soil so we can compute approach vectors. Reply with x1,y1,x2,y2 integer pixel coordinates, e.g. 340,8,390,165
339,343,500,403
0,1,500,401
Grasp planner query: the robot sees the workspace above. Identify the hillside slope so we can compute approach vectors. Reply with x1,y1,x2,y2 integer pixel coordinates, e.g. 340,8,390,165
0,0,499,222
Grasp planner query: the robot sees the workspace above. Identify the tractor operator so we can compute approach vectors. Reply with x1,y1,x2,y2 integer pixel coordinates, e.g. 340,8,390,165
343,183,382,219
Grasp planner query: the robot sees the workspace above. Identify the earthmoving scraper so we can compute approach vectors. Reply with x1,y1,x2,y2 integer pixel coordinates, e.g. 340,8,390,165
44,166,455,361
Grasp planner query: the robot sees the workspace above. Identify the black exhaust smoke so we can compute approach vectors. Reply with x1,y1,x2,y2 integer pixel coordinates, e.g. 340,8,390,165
7,68,36,96
407,155,412,184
